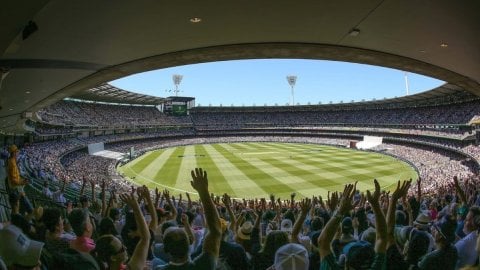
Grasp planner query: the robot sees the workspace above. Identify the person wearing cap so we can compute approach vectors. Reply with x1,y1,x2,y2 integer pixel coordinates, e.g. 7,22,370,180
412,212,435,252
0,224,44,269
418,215,458,270
267,243,309,270
7,144,33,214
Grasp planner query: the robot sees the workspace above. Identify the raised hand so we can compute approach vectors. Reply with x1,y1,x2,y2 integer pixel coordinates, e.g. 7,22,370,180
327,191,340,212
391,180,412,201
338,182,357,215
120,193,138,208
190,168,209,195
163,189,171,201
300,198,312,214
366,179,381,206
222,193,231,207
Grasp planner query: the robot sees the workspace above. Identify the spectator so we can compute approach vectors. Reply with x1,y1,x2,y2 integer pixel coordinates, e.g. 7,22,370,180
0,224,44,269
157,168,221,269
94,190,151,270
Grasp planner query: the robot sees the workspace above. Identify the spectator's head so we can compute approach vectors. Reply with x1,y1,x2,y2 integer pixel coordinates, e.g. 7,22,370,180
42,207,63,234
310,216,324,232
163,227,190,259
79,195,90,208
404,229,430,265
283,210,295,225
156,208,169,223
343,241,375,270
273,243,308,270
237,221,253,240
0,225,44,269
8,145,19,157
413,212,431,230
261,230,289,255
99,217,118,237
94,234,128,268
342,217,353,235
108,208,120,221
160,220,177,236
432,215,456,246
219,218,228,239
69,208,93,237
395,210,407,226
463,206,480,234
359,227,376,245
280,219,293,234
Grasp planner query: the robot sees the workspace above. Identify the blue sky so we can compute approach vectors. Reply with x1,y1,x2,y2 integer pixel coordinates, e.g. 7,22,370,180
110,59,444,106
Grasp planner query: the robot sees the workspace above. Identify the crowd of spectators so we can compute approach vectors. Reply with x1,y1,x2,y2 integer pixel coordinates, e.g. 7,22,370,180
192,99,480,127
37,101,192,128
2,162,480,269
3,97,480,268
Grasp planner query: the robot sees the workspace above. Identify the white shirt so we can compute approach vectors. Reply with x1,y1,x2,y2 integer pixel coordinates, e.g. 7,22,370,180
455,230,478,269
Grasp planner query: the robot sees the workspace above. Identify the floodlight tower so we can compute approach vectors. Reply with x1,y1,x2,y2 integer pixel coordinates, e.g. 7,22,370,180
404,71,410,95
286,75,297,106
172,74,183,96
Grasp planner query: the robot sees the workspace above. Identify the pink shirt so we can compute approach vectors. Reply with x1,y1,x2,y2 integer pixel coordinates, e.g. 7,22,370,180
70,236,95,253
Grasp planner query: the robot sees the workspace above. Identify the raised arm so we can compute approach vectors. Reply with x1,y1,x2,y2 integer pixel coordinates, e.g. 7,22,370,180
222,193,236,232
163,189,177,221
79,176,87,197
366,179,387,254
191,168,221,257
120,193,150,270
416,177,422,203
387,180,411,247
142,186,158,231
453,176,467,205
90,180,96,203
319,183,356,259
181,213,195,245
292,198,311,243
101,180,107,217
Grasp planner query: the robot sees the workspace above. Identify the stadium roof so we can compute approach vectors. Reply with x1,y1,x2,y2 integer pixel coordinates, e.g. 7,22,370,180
71,83,165,105
1,1,480,133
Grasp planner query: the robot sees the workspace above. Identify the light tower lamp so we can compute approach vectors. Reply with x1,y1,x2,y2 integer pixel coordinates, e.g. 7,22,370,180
286,75,297,106
172,74,183,96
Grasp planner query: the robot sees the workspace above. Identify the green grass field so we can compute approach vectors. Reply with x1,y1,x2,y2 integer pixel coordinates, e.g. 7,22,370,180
118,142,418,199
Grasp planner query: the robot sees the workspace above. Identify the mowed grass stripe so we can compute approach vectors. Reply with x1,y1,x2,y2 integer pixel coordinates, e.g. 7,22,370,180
120,142,418,197
219,144,299,196
137,148,178,178
265,146,405,187
131,150,164,172
209,144,279,198
152,146,186,187
194,145,236,196
223,145,325,197
173,145,199,191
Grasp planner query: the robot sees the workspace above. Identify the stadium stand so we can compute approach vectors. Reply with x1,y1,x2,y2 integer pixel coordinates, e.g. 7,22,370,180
3,86,480,269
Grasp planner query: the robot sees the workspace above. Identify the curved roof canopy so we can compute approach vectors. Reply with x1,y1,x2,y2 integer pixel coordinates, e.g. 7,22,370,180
1,0,480,133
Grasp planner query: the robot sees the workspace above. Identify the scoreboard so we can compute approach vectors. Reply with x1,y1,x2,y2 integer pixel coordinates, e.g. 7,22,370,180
162,96,195,116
